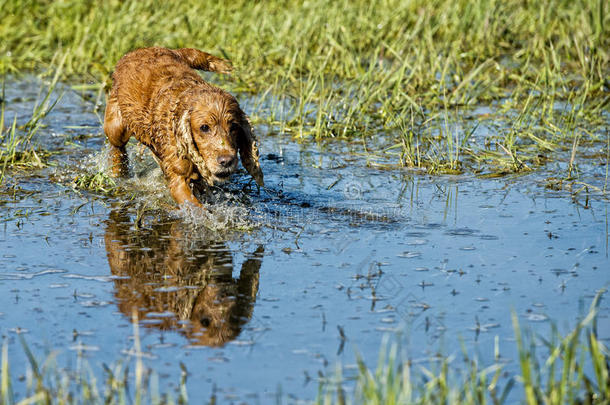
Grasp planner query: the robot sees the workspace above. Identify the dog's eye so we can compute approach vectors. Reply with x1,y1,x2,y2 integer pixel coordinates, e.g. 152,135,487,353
200,124,210,132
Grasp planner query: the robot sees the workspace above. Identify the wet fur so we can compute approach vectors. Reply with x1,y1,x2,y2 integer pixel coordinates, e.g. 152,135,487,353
105,210,263,347
104,47,263,206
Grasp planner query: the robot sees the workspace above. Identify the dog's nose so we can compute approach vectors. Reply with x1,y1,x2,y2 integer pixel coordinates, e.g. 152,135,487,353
217,154,235,168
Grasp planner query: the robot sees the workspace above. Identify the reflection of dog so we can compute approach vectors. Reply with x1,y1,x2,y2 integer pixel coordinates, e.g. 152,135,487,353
104,210,263,346
104,47,264,207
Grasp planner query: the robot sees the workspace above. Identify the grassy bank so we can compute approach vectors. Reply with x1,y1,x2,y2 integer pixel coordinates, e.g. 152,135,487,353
1,0,608,175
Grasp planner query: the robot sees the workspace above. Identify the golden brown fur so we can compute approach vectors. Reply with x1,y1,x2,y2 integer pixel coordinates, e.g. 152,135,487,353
104,47,263,206
105,209,263,346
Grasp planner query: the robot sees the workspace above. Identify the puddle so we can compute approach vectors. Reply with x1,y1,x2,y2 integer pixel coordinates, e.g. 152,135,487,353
0,76,609,402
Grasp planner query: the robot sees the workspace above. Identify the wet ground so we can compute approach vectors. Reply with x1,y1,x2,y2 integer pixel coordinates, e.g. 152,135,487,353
1,77,609,403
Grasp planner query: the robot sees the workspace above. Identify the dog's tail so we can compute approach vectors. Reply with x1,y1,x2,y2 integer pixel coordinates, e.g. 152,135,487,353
172,48,233,74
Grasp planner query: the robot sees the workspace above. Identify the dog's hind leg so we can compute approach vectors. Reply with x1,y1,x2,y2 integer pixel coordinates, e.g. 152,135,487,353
104,93,130,177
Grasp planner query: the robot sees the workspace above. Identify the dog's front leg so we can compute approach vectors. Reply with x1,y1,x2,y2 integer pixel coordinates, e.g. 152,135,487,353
168,174,202,208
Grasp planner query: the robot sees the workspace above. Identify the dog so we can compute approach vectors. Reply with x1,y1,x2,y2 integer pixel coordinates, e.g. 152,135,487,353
103,47,264,206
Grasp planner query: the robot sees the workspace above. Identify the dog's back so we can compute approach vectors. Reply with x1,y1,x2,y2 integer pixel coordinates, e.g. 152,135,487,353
109,47,232,145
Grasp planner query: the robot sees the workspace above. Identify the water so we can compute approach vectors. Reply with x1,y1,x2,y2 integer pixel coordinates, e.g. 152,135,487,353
1,77,609,402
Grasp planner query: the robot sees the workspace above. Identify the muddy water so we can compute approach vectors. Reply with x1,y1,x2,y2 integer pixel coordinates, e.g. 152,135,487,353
1,77,609,402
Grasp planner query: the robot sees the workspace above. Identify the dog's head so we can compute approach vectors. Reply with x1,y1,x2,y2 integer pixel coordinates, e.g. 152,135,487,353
177,89,264,187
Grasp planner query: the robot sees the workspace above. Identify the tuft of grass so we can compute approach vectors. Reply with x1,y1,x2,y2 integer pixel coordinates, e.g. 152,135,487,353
0,58,66,184
72,170,118,194
512,291,610,405
318,291,609,405
0,97,49,184
0,112,46,184
0,313,190,405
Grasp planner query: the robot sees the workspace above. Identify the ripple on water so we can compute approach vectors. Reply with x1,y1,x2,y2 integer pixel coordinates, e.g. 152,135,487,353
398,251,421,258
407,239,428,246
445,227,479,236
526,313,549,322
0,269,67,280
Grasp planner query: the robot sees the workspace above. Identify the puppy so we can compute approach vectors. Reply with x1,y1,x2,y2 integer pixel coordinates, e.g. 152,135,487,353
103,47,263,206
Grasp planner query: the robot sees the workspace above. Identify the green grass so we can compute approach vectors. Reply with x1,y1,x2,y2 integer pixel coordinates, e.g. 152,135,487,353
1,313,190,405
71,170,117,194
0,99,47,183
0,0,608,176
0,59,65,184
317,292,609,405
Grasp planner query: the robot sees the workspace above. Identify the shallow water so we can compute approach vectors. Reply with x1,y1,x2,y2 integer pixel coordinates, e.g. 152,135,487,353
1,77,609,402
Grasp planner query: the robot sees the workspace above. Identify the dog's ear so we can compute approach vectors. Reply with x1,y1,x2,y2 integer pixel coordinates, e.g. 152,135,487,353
237,115,264,187
177,110,213,184
176,110,192,161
